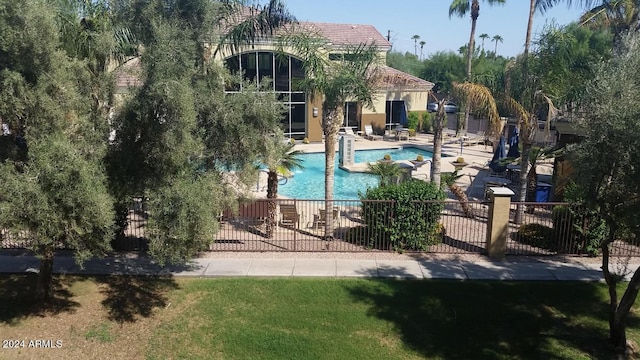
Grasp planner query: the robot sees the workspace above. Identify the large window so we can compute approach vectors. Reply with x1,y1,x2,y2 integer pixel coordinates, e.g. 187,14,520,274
225,51,306,140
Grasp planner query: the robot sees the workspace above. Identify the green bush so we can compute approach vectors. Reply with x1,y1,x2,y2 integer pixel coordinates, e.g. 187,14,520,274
517,223,556,251
551,183,606,256
407,112,420,130
360,179,446,251
421,112,433,133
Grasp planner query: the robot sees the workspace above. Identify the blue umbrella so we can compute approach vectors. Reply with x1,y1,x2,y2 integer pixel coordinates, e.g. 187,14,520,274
507,127,520,158
489,135,507,174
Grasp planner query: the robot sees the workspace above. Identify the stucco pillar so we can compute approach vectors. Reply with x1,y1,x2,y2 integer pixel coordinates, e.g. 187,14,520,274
485,187,515,259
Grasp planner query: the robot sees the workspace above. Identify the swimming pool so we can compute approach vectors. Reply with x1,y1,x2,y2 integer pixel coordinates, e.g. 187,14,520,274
279,147,434,200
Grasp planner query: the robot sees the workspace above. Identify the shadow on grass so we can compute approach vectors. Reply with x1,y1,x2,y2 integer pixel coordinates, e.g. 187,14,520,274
96,275,179,324
346,266,631,358
0,274,80,325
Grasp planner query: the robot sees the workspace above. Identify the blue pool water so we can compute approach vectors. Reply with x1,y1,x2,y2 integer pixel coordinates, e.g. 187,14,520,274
279,147,434,200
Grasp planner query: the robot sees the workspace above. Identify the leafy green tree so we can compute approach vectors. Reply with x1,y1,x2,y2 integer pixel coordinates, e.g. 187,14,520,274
0,0,114,300
533,23,612,116
421,51,466,93
261,134,304,238
278,29,381,240
568,31,640,356
108,0,291,263
386,51,424,78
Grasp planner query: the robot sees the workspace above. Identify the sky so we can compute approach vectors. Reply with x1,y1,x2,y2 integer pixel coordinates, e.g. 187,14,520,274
284,0,593,58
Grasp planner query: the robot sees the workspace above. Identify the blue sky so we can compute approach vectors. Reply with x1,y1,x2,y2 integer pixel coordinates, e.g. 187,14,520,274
284,0,592,58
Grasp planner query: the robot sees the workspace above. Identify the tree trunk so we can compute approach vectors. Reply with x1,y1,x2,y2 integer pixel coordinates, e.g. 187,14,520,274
35,245,55,302
524,0,536,58
431,106,446,187
458,2,478,138
449,184,475,218
265,170,278,238
601,223,640,357
324,106,343,241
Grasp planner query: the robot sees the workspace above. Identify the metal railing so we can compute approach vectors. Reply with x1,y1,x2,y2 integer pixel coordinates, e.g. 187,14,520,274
2,197,639,257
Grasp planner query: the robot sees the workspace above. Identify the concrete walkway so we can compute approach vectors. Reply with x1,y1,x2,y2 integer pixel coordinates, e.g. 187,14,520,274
1,253,636,281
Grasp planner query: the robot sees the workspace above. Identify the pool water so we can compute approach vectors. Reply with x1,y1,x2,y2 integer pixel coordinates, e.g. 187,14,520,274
279,147,433,200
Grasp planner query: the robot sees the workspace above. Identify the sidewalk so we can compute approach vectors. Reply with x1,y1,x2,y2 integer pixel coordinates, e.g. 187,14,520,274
1,252,637,281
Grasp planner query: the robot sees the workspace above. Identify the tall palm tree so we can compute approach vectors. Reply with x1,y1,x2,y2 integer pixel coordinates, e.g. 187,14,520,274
412,34,421,56
449,0,506,135
579,0,640,41
492,34,504,54
277,29,381,240
479,33,490,50
419,40,426,59
262,135,304,238
366,161,404,187
518,0,591,222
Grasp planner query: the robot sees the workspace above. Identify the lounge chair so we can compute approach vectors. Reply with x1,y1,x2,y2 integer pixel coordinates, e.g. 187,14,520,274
279,203,300,228
394,125,409,141
313,208,340,230
342,127,363,141
364,125,382,140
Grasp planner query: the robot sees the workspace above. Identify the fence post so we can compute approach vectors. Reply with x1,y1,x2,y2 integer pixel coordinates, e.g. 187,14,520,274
485,187,515,259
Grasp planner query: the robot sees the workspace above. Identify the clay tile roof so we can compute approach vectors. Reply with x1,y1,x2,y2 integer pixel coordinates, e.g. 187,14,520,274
301,22,391,49
378,66,434,91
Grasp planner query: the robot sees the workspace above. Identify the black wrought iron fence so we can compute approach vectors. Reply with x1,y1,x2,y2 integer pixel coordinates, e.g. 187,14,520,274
3,197,640,257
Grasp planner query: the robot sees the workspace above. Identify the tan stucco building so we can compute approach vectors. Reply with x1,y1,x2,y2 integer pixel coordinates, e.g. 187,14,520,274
214,21,434,142
116,21,434,143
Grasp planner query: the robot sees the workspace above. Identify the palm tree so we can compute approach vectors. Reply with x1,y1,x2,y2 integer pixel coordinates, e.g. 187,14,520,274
442,170,475,218
479,33,490,50
492,34,503,54
419,40,426,59
262,135,304,238
449,0,506,135
277,29,381,240
366,161,404,187
412,34,421,56
579,0,640,42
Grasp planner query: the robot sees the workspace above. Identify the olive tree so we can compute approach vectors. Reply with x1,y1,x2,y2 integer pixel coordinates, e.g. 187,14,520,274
569,32,640,356
0,0,114,300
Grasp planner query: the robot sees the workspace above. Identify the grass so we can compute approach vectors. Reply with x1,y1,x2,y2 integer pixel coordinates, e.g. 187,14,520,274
1,275,640,359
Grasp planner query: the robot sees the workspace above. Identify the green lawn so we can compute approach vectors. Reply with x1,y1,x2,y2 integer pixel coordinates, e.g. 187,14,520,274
1,275,639,359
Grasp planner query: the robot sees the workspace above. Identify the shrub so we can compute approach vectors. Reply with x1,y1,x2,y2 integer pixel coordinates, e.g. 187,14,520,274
455,157,465,163
407,112,420,130
383,153,392,161
289,138,296,145
421,112,433,133
360,179,446,251
416,154,424,162
551,183,606,256
303,137,309,144
408,129,416,137
517,223,556,251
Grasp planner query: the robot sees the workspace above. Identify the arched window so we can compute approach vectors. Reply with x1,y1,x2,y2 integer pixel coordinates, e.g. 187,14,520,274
224,52,306,140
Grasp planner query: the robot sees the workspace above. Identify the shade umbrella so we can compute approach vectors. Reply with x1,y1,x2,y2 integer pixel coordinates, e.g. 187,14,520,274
506,127,520,158
489,135,507,174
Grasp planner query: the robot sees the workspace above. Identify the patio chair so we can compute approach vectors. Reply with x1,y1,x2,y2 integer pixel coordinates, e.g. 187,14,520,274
279,203,301,228
313,207,340,230
394,125,409,141
342,127,363,141
364,125,382,140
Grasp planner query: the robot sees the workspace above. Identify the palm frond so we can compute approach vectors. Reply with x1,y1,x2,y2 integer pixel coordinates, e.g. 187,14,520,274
452,81,501,136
